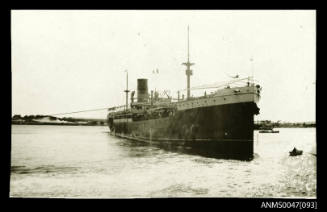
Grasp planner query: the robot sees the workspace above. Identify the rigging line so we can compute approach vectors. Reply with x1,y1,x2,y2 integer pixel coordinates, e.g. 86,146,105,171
48,107,110,116
178,77,252,92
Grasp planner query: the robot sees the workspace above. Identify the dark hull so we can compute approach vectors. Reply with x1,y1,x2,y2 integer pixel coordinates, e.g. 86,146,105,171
108,102,259,160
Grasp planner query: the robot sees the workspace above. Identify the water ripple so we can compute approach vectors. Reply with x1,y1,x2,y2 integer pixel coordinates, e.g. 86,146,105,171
11,165,80,175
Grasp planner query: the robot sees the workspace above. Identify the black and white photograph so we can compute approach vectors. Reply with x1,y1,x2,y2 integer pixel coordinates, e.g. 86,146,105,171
11,10,316,199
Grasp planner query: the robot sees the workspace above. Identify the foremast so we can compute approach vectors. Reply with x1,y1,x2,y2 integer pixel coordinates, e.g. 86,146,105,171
182,26,195,100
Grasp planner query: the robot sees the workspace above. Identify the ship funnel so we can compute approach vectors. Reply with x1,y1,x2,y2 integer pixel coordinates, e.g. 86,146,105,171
137,79,149,103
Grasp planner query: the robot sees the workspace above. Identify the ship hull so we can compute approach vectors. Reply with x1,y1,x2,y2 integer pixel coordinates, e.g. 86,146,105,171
108,102,259,160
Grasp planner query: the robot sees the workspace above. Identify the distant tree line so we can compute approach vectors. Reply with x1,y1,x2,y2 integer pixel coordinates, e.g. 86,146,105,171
12,114,107,126
12,114,58,121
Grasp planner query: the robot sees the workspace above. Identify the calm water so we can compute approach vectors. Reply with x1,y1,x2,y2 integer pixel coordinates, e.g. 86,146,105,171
10,125,316,198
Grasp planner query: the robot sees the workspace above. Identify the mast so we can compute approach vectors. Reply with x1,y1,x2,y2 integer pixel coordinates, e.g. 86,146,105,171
182,25,194,99
124,70,129,111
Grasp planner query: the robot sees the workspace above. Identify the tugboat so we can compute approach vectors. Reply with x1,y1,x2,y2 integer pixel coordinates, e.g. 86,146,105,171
259,127,279,133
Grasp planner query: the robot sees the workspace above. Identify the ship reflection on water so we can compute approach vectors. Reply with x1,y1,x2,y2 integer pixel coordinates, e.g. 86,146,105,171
10,125,316,198
115,136,254,161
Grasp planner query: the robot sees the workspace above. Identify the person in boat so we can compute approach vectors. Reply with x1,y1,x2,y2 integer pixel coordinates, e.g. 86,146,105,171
289,147,303,156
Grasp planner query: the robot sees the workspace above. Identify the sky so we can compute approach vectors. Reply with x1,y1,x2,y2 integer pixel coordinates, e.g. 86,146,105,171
11,10,316,122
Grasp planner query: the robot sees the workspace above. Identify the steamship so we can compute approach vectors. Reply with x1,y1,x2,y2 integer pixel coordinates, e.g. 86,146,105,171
107,27,261,160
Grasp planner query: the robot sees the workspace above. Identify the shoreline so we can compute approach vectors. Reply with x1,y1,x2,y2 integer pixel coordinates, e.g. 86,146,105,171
11,123,314,128
11,122,107,126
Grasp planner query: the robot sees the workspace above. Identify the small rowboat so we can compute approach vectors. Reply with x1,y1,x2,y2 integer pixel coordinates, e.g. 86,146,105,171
289,147,303,156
